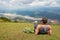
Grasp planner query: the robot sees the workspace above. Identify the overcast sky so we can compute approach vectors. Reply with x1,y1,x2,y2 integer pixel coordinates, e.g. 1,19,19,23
0,0,60,9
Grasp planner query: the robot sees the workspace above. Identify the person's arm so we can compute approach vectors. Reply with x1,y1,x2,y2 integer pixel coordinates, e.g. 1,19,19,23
35,25,40,35
48,25,52,36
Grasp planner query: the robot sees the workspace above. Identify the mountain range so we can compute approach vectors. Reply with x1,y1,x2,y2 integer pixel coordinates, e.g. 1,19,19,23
0,7,60,21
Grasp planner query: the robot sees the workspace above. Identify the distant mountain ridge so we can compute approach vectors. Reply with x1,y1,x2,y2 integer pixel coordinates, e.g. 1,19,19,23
0,7,60,21
15,7,60,21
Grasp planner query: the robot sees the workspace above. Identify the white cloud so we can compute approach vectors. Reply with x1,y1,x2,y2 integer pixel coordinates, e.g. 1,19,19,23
0,0,60,9
29,0,60,7
3,13,17,17
0,13,42,20
29,1,48,6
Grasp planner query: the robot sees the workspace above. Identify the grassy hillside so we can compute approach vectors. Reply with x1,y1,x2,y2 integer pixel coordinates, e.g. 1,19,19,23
0,22,60,40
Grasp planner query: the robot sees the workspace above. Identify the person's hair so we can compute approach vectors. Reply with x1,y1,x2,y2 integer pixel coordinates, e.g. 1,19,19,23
41,17,48,24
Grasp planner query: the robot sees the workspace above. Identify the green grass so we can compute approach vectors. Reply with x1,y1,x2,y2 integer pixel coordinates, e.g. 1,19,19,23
0,22,60,40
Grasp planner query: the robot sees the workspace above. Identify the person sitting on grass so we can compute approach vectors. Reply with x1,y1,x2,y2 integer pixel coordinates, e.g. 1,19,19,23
35,17,52,35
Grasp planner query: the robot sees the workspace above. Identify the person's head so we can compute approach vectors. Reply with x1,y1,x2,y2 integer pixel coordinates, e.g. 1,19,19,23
41,17,48,24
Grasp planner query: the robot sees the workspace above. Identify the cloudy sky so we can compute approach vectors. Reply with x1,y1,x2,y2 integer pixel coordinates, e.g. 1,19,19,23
0,0,60,9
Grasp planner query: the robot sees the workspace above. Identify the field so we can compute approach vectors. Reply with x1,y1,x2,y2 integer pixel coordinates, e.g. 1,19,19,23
0,22,60,40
